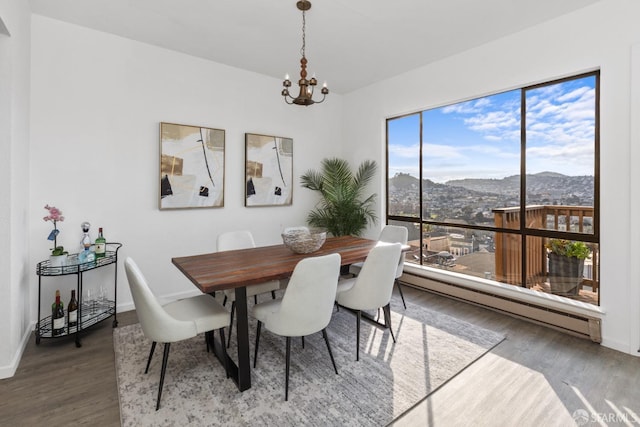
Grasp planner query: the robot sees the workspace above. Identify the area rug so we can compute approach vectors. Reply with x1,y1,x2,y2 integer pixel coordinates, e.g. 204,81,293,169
114,296,505,426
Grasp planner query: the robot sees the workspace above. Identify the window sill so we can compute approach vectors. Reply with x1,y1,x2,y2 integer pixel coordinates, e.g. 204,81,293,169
403,263,604,320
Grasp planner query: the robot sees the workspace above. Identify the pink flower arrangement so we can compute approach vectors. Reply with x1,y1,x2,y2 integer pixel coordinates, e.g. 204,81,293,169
43,204,64,224
44,204,65,254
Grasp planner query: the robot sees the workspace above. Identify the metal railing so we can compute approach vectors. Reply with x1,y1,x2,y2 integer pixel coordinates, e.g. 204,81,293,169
492,205,598,291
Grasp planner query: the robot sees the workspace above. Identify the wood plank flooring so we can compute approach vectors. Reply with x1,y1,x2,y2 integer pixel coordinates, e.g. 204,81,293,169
1,284,639,426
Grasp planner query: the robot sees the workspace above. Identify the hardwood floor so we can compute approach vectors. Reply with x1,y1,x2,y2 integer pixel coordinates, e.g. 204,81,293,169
1,284,639,426
0,310,138,427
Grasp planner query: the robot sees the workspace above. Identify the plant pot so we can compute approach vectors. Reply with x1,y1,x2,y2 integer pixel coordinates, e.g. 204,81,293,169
548,252,584,296
49,254,68,267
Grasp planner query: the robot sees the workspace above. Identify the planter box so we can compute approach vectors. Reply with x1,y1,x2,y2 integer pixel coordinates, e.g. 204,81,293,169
548,252,584,296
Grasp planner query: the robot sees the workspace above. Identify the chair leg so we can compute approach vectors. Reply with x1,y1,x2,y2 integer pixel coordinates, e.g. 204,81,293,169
145,341,157,374
219,328,230,379
285,336,291,401
395,279,407,309
254,321,262,368
383,303,396,343
356,310,361,361
322,329,338,374
222,295,227,306
254,295,258,305
271,290,276,299
156,342,171,411
227,301,236,348
301,336,305,348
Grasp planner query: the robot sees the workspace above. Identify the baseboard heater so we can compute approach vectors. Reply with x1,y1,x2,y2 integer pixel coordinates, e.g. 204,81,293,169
400,271,602,343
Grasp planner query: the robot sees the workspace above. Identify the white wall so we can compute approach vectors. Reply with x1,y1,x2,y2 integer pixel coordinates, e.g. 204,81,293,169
0,0,31,378
29,16,344,320
342,0,640,355
630,43,640,355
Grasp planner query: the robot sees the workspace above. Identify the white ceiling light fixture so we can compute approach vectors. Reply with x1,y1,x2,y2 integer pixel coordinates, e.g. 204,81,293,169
281,0,328,106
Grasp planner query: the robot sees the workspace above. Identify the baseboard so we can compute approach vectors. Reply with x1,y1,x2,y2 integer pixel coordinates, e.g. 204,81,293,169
401,265,603,343
2,289,205,379
599,337,640,357
0,321,36,379
116,287,202,314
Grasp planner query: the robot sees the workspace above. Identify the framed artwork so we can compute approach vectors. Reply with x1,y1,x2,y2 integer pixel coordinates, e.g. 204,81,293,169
245,133,293,206
159,122,225,209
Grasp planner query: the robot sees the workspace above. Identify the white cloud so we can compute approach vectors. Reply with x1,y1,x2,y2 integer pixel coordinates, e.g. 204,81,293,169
557,86,591,102
388,142,420,159
422,143,465,159
442,97,492,114
465,110,519,132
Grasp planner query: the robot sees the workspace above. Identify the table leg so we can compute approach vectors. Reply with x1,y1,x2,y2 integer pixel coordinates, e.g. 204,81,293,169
234,286,251,391
208,286,251,391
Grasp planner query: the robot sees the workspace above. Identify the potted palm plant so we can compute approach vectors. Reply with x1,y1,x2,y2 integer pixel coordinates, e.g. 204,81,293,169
545,239,590,296
300,158,377,237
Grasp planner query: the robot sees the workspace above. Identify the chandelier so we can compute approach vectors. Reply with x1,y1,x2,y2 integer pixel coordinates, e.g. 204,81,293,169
281,0,329,106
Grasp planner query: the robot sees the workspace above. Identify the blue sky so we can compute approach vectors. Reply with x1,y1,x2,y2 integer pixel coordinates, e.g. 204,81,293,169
388,75,596,183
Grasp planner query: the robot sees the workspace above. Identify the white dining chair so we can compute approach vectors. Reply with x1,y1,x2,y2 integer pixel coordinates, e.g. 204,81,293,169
253,253,341,401
349,224,408,309
217,230,281,347
337,242,402,361
124,257,230,410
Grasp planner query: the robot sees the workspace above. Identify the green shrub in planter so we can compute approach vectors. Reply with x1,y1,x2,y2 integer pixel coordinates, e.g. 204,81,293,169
545,239,591,296
545,239,590,260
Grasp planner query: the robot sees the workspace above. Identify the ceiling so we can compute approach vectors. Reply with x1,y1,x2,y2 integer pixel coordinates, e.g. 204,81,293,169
30,0,602,94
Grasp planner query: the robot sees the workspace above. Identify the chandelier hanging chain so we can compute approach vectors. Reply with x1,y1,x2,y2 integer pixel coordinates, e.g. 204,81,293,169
300,9,306,59
281,0,329,106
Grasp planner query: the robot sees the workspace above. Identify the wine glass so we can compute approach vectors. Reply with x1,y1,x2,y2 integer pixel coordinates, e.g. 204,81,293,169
98,285,107,309
84,288,95,315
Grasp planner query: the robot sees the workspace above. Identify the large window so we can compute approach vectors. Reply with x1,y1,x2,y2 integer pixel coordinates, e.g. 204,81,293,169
387,72,599,305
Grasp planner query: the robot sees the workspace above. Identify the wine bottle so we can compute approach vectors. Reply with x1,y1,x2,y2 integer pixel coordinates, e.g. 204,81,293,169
68,289,78,329
95,227,106,258
51,290,65,336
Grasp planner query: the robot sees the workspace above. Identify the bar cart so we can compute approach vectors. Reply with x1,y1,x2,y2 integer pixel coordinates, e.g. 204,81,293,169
35,242,122,347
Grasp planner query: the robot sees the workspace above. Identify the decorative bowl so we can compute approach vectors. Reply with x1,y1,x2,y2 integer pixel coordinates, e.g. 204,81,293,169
282,227,327,254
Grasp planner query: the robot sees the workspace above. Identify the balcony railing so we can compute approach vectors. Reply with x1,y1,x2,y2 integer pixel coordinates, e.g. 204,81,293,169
492,205,598,294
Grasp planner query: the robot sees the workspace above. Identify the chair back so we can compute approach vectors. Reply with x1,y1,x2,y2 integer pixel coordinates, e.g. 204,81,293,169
124,257,195,342
266,253,341,337
217,230,256,251
379,225,408,279
340,242,402,311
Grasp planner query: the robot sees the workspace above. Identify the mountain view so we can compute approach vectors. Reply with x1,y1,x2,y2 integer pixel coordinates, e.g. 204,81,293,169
388,172,594,222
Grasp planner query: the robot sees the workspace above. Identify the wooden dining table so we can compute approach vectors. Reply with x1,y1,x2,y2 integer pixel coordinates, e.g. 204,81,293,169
171,235,378,392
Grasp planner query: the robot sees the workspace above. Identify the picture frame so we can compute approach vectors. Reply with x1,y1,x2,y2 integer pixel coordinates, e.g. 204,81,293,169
159,122,225,210
245,133,293,207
